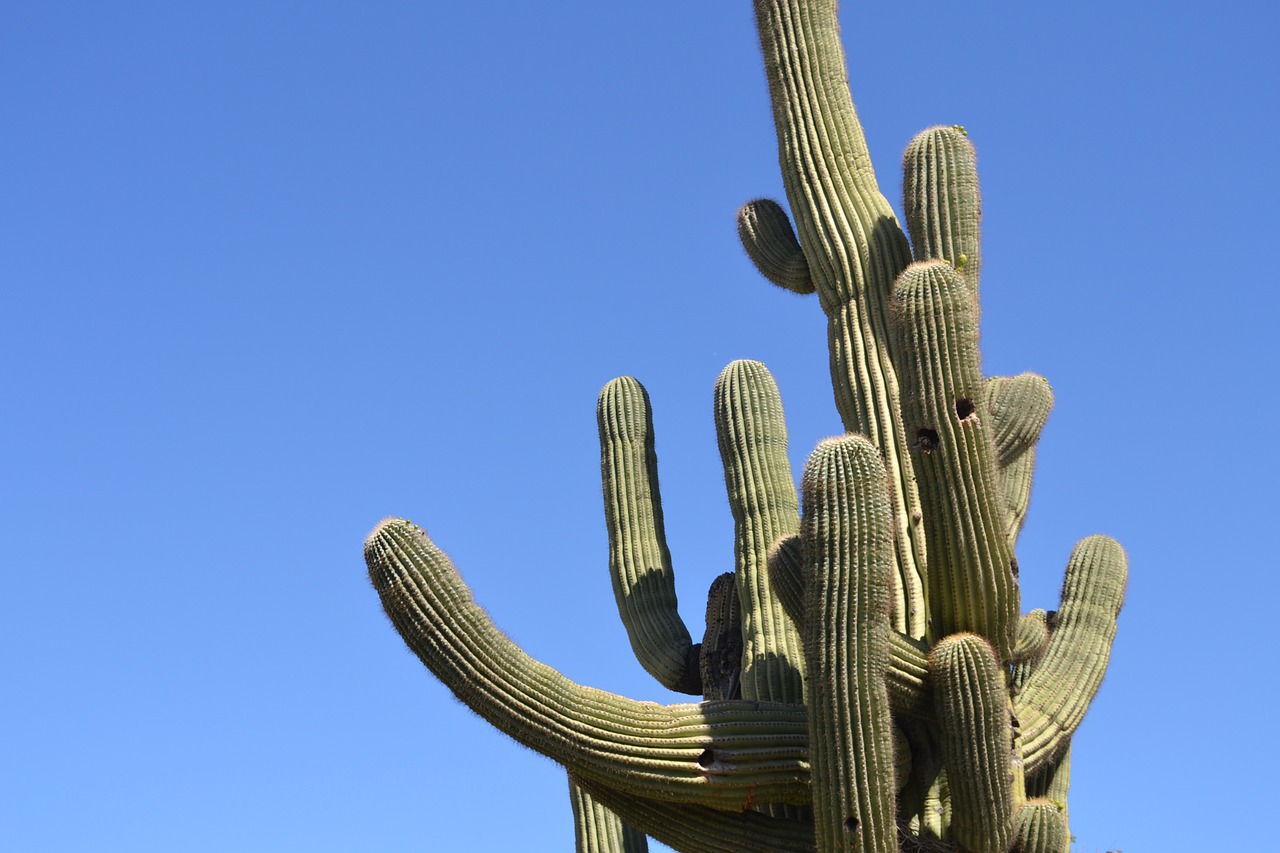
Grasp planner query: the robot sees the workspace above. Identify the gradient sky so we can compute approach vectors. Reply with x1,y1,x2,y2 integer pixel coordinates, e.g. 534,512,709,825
5,2,1278,851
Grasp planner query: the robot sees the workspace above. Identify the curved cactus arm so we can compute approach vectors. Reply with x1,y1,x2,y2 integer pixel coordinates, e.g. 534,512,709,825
597,376,702,695
929,633,1015,853
902,126,983,296
985,373,1055,537
1018,535,1127,775
364,518,810,810
714,360,806,703
571,774,816,853
800,435,898,853
752,0,927,638
890,261,1020,659
737,199,814,295
1012,799,1070,853
986,374,1054,467
570,774,650,853
700,572,743,701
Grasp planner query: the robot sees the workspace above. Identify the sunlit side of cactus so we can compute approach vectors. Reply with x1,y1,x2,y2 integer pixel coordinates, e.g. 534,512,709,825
363,2,1127,850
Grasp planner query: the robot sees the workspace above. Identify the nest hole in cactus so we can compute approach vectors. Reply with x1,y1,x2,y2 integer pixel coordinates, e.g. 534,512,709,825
955,397,976,420
844,816,860,835
915,427,940,454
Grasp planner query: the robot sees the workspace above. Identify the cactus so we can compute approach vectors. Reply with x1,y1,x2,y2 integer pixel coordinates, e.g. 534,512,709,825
363,1,1127,850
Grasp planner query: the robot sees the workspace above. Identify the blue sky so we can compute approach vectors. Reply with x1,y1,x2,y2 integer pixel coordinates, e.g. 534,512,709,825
4,2,1278,851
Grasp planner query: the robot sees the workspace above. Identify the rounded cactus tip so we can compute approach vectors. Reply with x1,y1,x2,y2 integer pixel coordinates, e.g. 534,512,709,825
364,516,416,551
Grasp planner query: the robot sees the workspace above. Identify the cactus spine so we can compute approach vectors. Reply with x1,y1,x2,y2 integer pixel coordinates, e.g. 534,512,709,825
364,2,1127,850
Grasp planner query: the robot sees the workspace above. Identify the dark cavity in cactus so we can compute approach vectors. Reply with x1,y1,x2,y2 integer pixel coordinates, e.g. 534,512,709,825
363,2,1127,851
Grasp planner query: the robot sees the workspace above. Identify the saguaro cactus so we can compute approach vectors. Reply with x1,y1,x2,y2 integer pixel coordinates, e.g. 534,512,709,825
363,2,1127,851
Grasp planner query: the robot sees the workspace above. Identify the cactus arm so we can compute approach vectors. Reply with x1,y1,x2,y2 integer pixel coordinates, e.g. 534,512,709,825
998,455,1038,540
800,435,898,853
571,774,817,853
986,374,1055,468
1025,743,1071,829
1012,609,1051,666
902,126,983,296
890,261,1020,658
713,360,806,704
766,533,807,631
737,199,815,295
1018,536,1128,775
570,774,651,853
767,532,934,720
700,573,744,701
929,633,1015,853
1012,799,1070,853
364,518,810,810
752,0,927,639
985,373,1055,537
597,376,702,695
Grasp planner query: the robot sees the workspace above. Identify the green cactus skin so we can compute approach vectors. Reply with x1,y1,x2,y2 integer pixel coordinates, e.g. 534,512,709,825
364,518,810,810
572,773,816,853
1025,744,1071,839
753,0,928,642
1011,799,1070,853
768,531,934,721
985,375,1055,468
365,1,1128,848
800,434,898,853
737,199,814,295
597,376,702,695
902,126,983,296
570,775,650,853
890,261,1019,660
713,360,806,704
1018,536,1128,775
766,533,807,631
929,633,1014,853
985,374,1055,538
1012,609,1051,666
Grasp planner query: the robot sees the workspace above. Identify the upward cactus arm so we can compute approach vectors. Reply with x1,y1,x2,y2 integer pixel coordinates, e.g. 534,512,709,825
364,518,810,810
889,261,1020,658
902,126,983,295
752,0,926,638
1018,536,1128,774
598,377,702,695
930,633,1015,853
800,435,898,853
713,360,806,704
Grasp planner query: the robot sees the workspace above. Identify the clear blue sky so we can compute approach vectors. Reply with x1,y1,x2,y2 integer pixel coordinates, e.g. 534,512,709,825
4,2,1277,851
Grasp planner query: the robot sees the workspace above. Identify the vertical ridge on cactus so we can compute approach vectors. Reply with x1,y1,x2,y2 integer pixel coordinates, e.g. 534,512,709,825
800,435,897,852
365,2,1126,850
